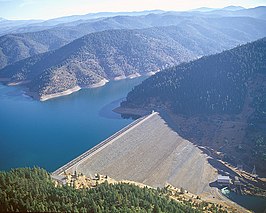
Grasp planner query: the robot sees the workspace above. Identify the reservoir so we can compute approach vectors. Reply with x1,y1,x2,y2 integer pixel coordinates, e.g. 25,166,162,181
0,77,146,172
1,77,265,213
223,191,266,213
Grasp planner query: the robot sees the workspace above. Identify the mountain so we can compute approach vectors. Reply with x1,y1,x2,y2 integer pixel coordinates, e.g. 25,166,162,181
1,6,265,36
1,14,266,70
191,6,244,12
190,7,218,12
2,21,266,101
206,6,266,20
39,10,165,26
0,18,43,36
121,38,266,175
0,10,165,35
235,6,266,20
0,27,197,100
0,31,70,69
222,6,245,11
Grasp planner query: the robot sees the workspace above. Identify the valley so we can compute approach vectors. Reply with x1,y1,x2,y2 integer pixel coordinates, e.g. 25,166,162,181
1,8,266,101
0,4,266,212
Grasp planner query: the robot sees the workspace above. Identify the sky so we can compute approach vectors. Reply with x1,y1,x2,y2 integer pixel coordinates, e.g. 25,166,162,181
0,0,266,20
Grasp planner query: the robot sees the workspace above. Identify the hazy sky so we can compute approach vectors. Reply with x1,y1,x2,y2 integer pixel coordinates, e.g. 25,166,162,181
1,0,266,20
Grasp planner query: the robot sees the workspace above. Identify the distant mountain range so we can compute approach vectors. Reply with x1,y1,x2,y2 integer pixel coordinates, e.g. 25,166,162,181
191,5,245,12
1,6,265,36
0,10,266,69
0,6,266,101
0,10,164,36
121,37,266,174
1,19,266,101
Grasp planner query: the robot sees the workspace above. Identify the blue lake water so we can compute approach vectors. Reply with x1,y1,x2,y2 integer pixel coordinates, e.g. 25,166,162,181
1,77,265,212
0,77,146,172
224,191,266,213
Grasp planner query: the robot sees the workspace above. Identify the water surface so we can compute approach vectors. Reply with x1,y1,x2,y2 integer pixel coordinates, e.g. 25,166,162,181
0,77,145,172
224,191,266,213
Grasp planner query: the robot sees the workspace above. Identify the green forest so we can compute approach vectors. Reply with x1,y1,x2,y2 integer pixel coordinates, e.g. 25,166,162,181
0,167,205,212
123,38,266,116
122,37,266,174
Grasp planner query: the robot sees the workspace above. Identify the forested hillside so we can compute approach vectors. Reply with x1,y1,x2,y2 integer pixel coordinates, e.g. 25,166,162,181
124,38,266,114
0,27,197,99
1,18,266,100
1,13,266,69
122,38,266,174
0,167,204,212
0,31,69,69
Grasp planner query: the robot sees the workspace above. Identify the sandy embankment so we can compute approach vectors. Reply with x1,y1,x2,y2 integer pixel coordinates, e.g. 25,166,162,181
2,69,158,101
146,70,160,76
127,73,141,79
39,79,109,101
39,86,82,101
85,78,109,88
7,80,30,86
38,73,143,101
114,73,141,81
114,71,157,80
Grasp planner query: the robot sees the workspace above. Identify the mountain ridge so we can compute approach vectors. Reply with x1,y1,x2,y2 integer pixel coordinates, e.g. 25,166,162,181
2,23,265,101
1,14,266,70
0,27,197,100
120,37,266,174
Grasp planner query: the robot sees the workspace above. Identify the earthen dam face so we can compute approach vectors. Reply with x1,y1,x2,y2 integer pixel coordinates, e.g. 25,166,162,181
54,112,217,195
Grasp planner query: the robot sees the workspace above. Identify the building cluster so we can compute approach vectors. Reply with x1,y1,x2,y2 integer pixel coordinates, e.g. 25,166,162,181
217,174,243,186
51,171,109,189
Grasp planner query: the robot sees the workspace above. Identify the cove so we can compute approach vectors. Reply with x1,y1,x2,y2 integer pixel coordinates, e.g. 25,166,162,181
0,77,146,172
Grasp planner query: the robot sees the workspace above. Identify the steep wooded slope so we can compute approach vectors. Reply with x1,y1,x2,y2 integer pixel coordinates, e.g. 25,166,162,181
122,38,266,174
0,27,196,99
123,38,266,114
0,167,203,212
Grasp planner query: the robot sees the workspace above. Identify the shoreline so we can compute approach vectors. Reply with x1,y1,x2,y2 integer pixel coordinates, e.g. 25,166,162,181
113,73,142,81
0,71,155,102
84,78,109,88
39,86,82,101
39,79,109,101
7,80,30,86
37,72,153,101
113,106,150,116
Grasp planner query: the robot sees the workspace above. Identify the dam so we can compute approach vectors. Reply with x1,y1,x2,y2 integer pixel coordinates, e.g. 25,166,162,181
52,111,155,176
52,111,218,196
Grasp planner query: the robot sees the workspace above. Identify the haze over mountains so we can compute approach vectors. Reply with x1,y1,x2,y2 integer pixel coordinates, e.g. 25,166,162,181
1,10,265,70
1,5,265,36
0,10,165,36
0,6,266,100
